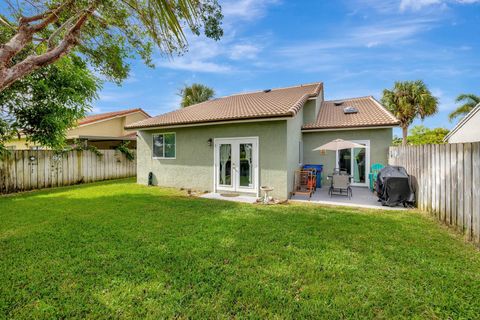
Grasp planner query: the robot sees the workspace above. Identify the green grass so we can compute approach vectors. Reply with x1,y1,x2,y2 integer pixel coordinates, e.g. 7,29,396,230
1,179,479,319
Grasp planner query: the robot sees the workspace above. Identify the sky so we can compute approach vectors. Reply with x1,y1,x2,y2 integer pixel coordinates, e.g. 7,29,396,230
94,0,480,136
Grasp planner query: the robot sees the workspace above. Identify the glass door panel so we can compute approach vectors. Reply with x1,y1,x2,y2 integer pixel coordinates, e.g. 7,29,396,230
338,148,352,174
239,143,253,188
219,144,232,186
353,147,366,183
215,138,257,194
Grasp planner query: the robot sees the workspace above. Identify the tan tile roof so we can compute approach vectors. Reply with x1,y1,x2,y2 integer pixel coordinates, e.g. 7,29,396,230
302,96,399,130
79,108,150,126
126,83,323,129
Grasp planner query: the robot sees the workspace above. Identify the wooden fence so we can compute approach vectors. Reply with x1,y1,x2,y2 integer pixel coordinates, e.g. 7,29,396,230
389,143,480,244
0,150,136,194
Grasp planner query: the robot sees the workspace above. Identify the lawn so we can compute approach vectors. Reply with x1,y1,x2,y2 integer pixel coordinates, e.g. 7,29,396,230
1,179,480,319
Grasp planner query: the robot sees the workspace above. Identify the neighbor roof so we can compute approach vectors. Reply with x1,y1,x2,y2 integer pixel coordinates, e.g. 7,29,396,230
302,96,399,130
126,83,323,129
444,103,480,142
79,108,150,126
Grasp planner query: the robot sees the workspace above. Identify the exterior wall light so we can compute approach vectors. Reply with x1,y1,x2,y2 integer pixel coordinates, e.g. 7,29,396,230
207,138,213,147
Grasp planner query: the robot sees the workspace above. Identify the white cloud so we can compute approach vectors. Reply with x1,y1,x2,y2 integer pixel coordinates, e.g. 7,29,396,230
89,106,102,114
98,91,137,102
151,0,276,74
229,44,261,60
356,0,479,13
399,0,480,11
400,0,441,11
159,59,231,73
222,0,280,20
156,26,265,73
459,45,472,50
277,18,435,59
156,35,232,73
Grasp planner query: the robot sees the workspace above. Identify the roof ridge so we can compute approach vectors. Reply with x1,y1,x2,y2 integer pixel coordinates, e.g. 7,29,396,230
223,81,323,98
444,102,480,141
125,82,324,129
79,108,150,125
304,95,399,130
368,96,399,123
288,82,323,115
86,107,142,116
324,95,374,102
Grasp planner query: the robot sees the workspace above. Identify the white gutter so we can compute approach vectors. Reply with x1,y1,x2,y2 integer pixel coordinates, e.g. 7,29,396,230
302,125,396,132
130,116,293,131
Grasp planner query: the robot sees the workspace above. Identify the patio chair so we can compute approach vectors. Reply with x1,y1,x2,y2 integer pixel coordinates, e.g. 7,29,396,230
329,173,352,199
333,168,348,175
368,163,384,192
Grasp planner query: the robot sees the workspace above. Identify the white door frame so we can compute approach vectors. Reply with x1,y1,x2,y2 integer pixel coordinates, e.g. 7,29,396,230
335,140,370,187
213,137,259,195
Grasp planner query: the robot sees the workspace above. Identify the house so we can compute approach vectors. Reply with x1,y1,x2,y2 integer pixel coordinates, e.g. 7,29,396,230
444,103,480,143
67,108,150,149
127,82,399,200
6,108,150,150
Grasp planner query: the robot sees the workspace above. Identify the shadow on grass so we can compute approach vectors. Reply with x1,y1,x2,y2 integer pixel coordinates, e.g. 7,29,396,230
1,180,480,318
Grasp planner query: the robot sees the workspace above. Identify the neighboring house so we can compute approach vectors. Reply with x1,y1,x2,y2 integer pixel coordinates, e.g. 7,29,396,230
444,103,480,143
6,108,150,150
127,82,399,200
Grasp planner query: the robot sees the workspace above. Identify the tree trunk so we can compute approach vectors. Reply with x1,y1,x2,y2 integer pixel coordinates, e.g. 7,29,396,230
402,126,408,146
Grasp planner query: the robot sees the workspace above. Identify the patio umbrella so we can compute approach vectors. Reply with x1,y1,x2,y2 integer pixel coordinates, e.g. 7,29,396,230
313,139,368,175
312,139,367,151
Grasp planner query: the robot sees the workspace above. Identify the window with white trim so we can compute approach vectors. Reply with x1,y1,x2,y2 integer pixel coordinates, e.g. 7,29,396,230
153,133,176,158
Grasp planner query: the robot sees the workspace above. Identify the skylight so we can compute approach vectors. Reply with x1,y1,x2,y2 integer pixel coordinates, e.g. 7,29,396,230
343,106,358,114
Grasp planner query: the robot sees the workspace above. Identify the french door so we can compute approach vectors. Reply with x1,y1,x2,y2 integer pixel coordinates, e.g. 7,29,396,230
336,140,370,187
214,137,258,194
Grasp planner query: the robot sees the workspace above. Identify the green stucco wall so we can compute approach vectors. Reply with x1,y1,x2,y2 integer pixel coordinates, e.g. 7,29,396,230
286,109,304,196
302,128,393,185
302,100,317,125
137,121,289,199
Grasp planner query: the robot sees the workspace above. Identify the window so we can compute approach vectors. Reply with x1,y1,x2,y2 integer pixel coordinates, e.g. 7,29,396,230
153,133,176,159
298,140,303,165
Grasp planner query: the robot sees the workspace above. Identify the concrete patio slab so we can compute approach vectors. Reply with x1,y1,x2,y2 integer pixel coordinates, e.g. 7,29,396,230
291,186,408,210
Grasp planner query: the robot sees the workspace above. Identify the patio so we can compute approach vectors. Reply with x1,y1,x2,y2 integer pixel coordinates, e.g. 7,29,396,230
290,186,407,210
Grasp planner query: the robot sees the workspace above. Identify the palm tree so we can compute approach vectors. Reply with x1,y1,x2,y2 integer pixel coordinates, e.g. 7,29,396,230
448,94,480,122
179,84,215,108
381,80,438,146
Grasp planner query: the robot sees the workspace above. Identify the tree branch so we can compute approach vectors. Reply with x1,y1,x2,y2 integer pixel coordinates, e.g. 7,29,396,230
0,5,96,91
0,25,33,69
19,10,52,24
47,13,81,48
28,0,74,31
0,1,74,71
0,16,16,29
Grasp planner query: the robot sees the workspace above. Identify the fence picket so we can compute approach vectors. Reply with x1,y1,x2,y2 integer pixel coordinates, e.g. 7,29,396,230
389,142,479,245
445,144,451,224
450,144,457,226
457,144,465,231
472,143,480,243
464,144,473,240
0,150,135,195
